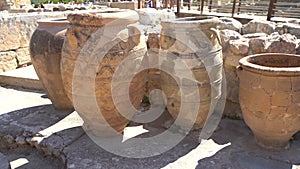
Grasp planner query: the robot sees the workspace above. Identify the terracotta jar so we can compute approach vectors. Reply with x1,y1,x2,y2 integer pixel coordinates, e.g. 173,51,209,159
160,17,223,129
61,10,147,136
30,18,73,110
238,53,300,150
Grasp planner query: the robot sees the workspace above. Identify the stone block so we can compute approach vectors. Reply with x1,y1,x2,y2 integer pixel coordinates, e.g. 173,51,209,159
218,17,242,32
0,51,17,72
110,2,137,10
16,47,31,66
265,33,298,54
219,29,242,52
242,19,276,35
229,38,249,55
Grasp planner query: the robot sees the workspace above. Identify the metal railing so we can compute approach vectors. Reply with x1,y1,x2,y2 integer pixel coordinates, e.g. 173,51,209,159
137,0,300,21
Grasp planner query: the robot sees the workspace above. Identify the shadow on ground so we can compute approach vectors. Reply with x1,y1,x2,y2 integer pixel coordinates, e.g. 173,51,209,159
0,86,300,169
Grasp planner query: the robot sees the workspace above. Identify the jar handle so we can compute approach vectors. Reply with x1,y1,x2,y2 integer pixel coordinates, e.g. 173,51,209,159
236,65,243,78
209,28,222,45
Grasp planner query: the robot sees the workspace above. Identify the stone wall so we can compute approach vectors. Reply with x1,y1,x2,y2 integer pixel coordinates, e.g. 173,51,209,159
0,12,71,72
219,19,300,118
0,0,31,11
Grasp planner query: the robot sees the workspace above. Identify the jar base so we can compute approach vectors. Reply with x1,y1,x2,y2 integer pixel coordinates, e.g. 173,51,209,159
254,135,290,151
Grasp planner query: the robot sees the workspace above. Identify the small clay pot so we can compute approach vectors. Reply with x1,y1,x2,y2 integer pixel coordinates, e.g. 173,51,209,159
238,53,300,150
30,18,73,110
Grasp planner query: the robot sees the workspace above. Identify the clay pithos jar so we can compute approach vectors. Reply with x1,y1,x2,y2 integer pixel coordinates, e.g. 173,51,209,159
61,10,148,137
238,53,300,150
30,18,73,110
160,17,223,129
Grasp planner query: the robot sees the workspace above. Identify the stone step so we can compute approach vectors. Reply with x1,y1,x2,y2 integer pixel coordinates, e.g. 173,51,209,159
0,153,10,169
0,65,43,90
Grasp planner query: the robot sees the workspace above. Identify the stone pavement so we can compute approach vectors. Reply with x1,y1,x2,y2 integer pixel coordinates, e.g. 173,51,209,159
0,85,300,169
0,152,10,169
0,65,42,90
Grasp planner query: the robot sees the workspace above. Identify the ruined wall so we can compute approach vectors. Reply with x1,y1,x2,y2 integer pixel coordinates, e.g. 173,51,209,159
219,19,300,118
14,0,31,8
0,12,70,72
0,0,31,11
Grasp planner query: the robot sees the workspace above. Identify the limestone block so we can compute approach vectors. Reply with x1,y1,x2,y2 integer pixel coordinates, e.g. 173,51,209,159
219,29,242,52
8,8,28,13
0,51,17,72
159,9,175,22
0,18,20,51
218,17,242,32
16,47,30,66
242,19,276,35
276,23,300,39
136,8,161,25
297,40,300,54
14,0,31,8
110,2,137,10
229,38,249,55
136,8,175,26
265,33,298,54
246,33,267,54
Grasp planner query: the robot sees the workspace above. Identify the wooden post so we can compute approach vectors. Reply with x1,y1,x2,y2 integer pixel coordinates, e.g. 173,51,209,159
232,0,236,17
153,0,157,8
237,0,241,14
267,0,277,21
138,0,141,8
177,0,180,15
208,0,212,12
200,0,204,14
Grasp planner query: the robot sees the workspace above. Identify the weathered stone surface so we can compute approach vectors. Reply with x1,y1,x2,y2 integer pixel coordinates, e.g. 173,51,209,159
0,12,71,72
276,23,300,39
136,8,175,26
0,18,20,51
136,8,161,25
14,0,31,8
219,29,242,51
247,33,267,54
0,12,72,52
265,33,298,54
16,47,30,66
218,17,242,32
219,30,243,118
297,40,300,54
159,9,176,22
110,2,137,10
224,31,300,119
0,51,17,72
242,19,276,35
0,0,30,10
229,38,249,55
0,153,10,169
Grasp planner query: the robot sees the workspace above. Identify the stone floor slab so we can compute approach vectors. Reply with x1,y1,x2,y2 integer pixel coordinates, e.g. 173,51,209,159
0,66,43,90
0,152,10,169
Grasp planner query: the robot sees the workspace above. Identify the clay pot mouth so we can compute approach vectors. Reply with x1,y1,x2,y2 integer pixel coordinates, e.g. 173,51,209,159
161,16,220,29
37,18,69,27
239,53,300,76
67,9,139,27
